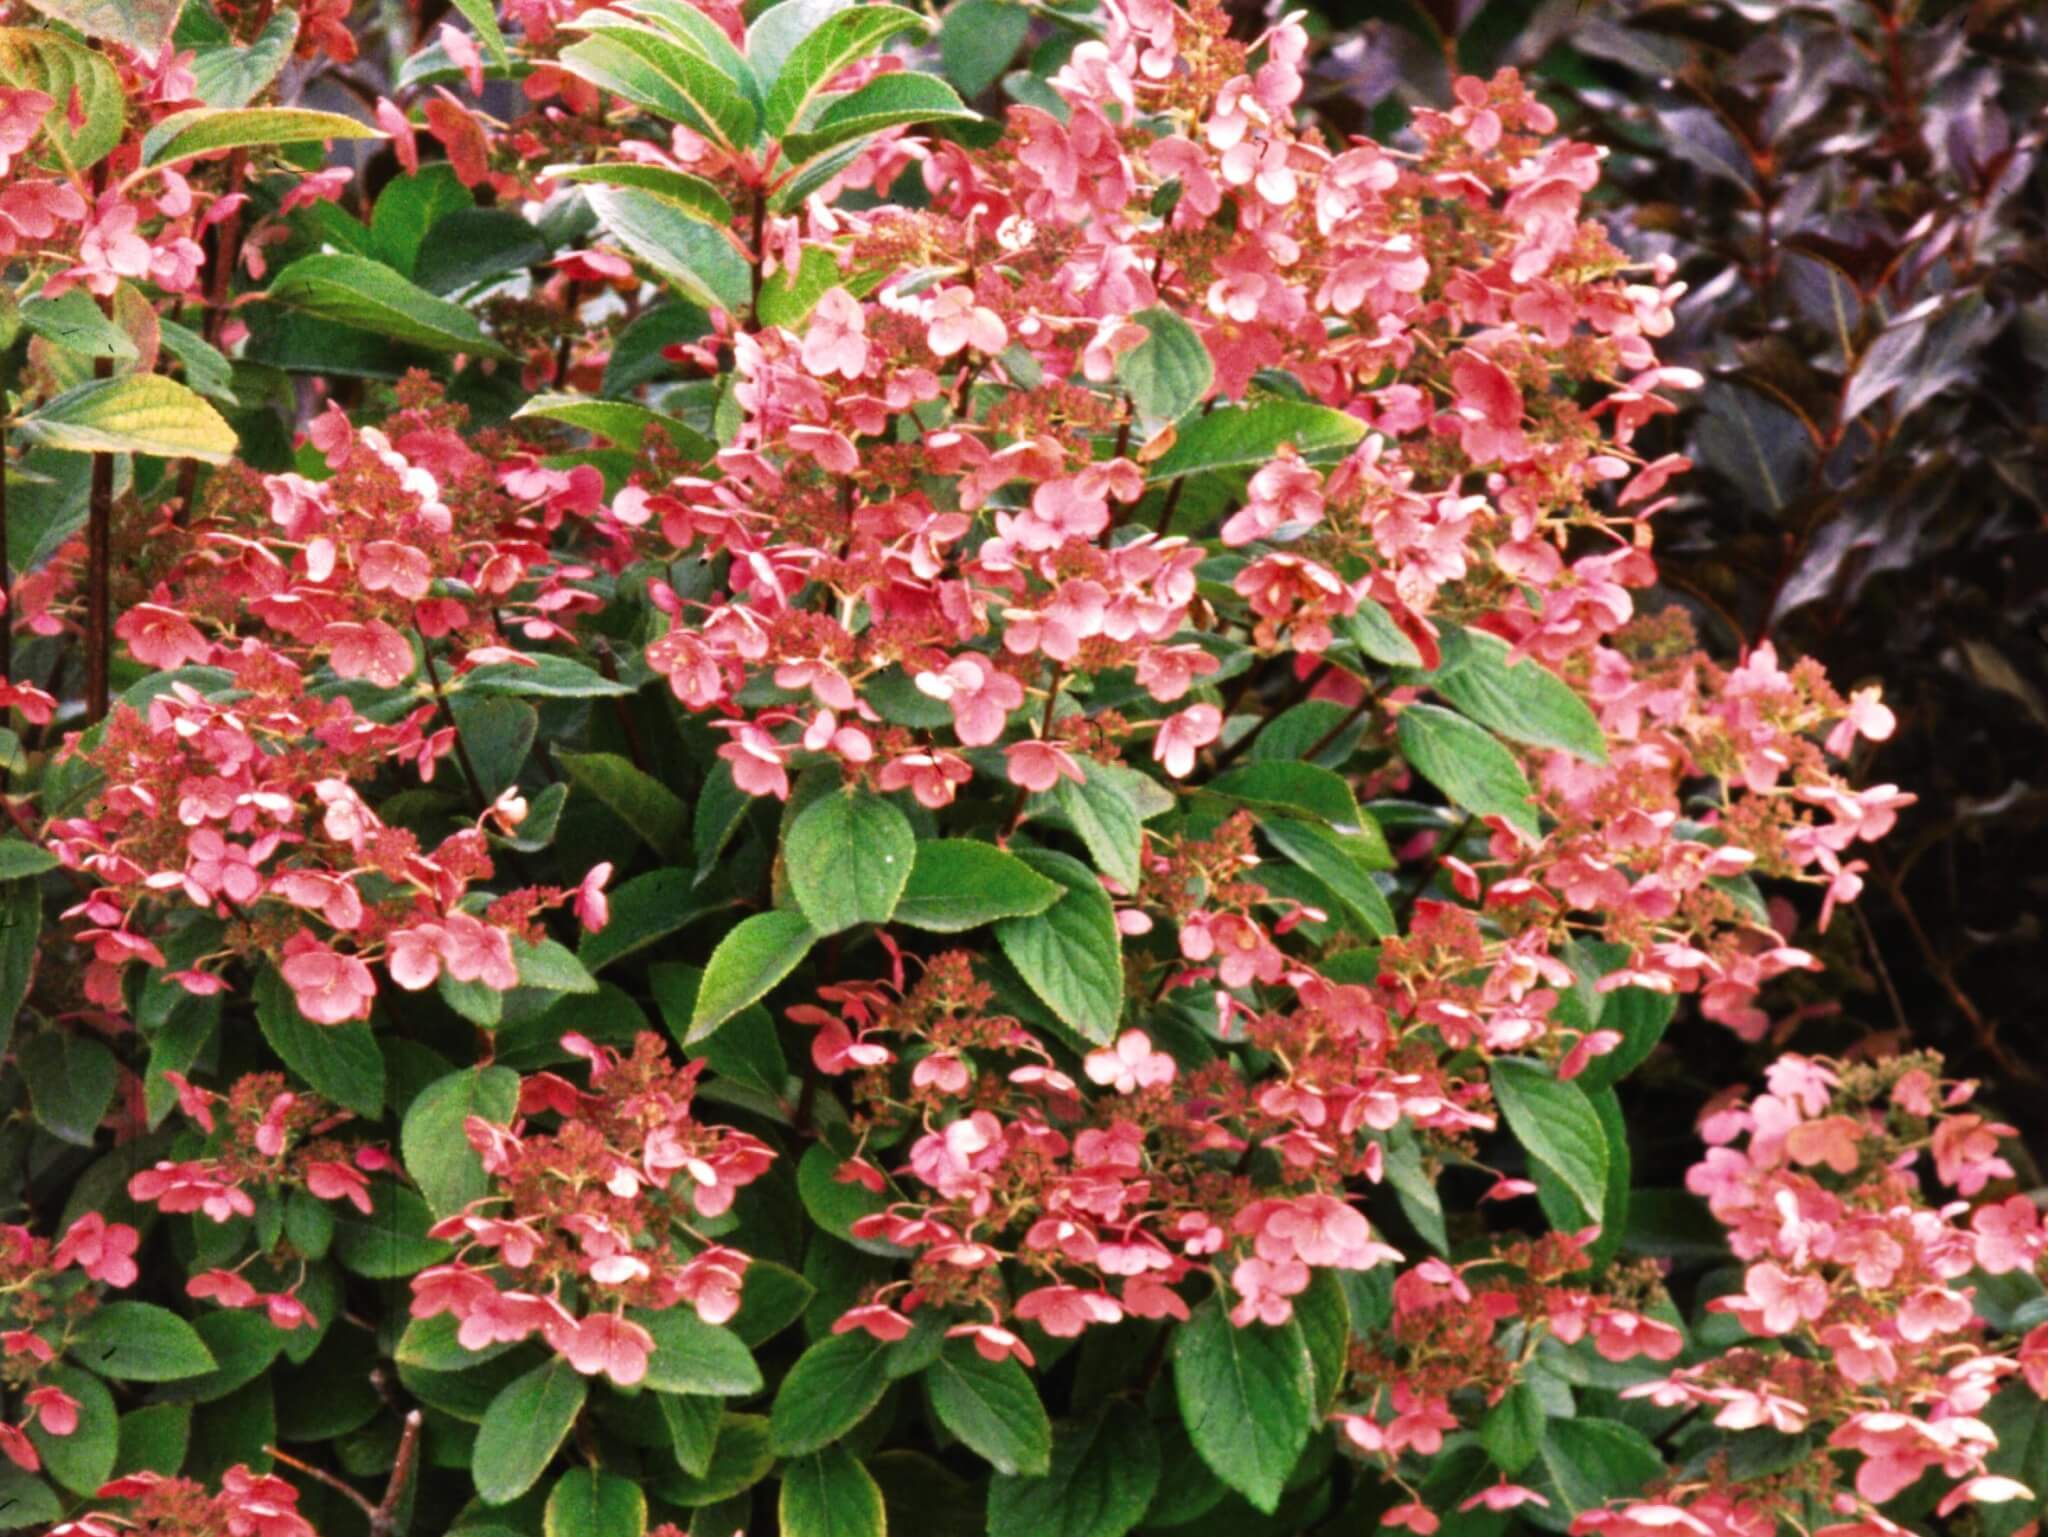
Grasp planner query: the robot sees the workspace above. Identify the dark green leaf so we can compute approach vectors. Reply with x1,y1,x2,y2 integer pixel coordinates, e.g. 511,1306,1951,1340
927,1339,1052,1476
1145,400,1365,481
265,253,513,359
1491,1058,1609,1224
579,867,700,973
1172,1297,1313,1513
688,909,815,1041
560,750,692,860
1396,703,1540,839
1423,626,1605,764
993,848,1124,1045
782,72,978,165
252,967,385,1118
545,1466,648,1537
785,786,915,933
19,1030,117,1146
72,1304,217,1383
636,1307,763,1397
770,1330,891,1455
986,1407,1159,1537
763,4,928,137
894,839,1062,932
473,1359,589,1505
401,1066,520,1221
588,184,754,315
779,1443,887,1537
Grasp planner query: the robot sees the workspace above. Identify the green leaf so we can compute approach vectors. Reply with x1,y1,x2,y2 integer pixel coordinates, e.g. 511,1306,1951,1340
619,0,764,98
112,1401,189,1477
546,1467,647,1537
928,1339,1052,1477
545,162,736,232
514,390,715,458
770,1330,892,1455
460,655,635,699
1257,818,1395,939
0,1472,60,1530
660,1392,723,1477
1144,400,1365,482
331,1183,451,1278
653,1412,775,1506
400,1066,520,1221
1491,1057,1609,1224
183,4,296,105
20,0,183,53
636,1308,763,1397
1172,1298,1313,1514
414,208,550,296
1422,626,1606,764
448,0,511,67
15,376,237,463
72,1304,217,1383
29,1364,116,1494
396,1312,513,1373
745,0,850,96
993,848,1124,1046
1338,597,1423,667
143,106,382,167
159,319,238,405
785,786,915,934
731,1259,815,1348
782,72,978,165
780,1444,887,1537
370,165,475,278
578,866,699,973
474,1359,589,1505
588,184,754,315
0,28,124,174
0,879,37,1064
514,937,599,995
1481,1382,1545,1475
19,1030,117,1146
1118,307,1212,425
895,839,1064,932
1048,769,1143,895
689,909,815,1040
265,253,513,359
1384,1122,1448,1254
651,965,789,1104
1530,1418,1663,1525
797,1142,902,1256
559,23,757,148
1396,703,1540,839
20,288,138,363
940,0,1031,97
1295,1268,1351,1416
252,967,385,1118
169,1310,282,1403
559,750,692,860
766,4,928,137
987,1407,1159,1537
1207,762,1369,841
1552,939,1677,1094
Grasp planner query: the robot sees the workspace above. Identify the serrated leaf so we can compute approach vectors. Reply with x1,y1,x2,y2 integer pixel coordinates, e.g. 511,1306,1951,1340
1208,761,1367,834
265,253,512,359
940,0,1031,97
143,106,381,167
987,1407,1158,1537
993,849,1123,1045
764,4,927,137
1529,1418,1663,1528
516,391,716,459
18,1030,117,1146
1118,306,1212,424
1258,817,1396,938
578,867,699,973
459,655,635,699
928,1340,1052,1477
588,184,754,315
771,1330,892,1455
546,1467,647,1537
636,1308,762,1396
688,909,815,1041
542,162,736,230
20,288,138,363
1145,400,1365,481
1172,1298,1312,1513
251,967,385,1118
158,319,237,405
784,786,915,934
1396,703,1540,839
15,376,237,463
780,1444,886,1537
474,1359,589,1505
660,1392,723,1477
20,0,181,57
1047,769,1143,894
1491,1057,1609,1224
0,28,124,174
782,72,978,165
401,1066,519,1221
559,750,692,860
1339,596,1423,667
1422,626,1606,764
1481,1382,1545,1475
559,24,757,148
183,5,297,106
73,1304,217,1383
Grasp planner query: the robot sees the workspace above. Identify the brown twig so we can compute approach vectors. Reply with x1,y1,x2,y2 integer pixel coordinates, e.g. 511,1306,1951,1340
370,1410,423,1537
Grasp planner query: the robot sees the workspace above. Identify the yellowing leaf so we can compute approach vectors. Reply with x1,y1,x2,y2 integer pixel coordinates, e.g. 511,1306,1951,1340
15,375,237,463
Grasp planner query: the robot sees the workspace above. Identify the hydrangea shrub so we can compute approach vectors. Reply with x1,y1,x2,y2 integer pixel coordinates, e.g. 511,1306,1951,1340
0,0,2032,1535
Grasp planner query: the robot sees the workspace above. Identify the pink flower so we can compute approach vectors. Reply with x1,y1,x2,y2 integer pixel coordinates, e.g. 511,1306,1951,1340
114,604,210,669
562,1312,654,1386
324,620,415,687
576,863,613,932
23,1386,78,1437
716,720,793,800
1825,686,1896,757
279,938,377,1025
1229,1255,1310,1326
51,1213,139,1287
1083,1031,1176,1094
1013,1285,1123,1337
801,287,869,379
1460,1484,1548,1513
926,285,1007,357
1718,1261,1828,1336
1382,1503,1439,1534
947,1322,1034,1366
916,653,1024,747
834,1303,913,1342
877,750,973,810
1004,740,1086,793
1153,703,1221,778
